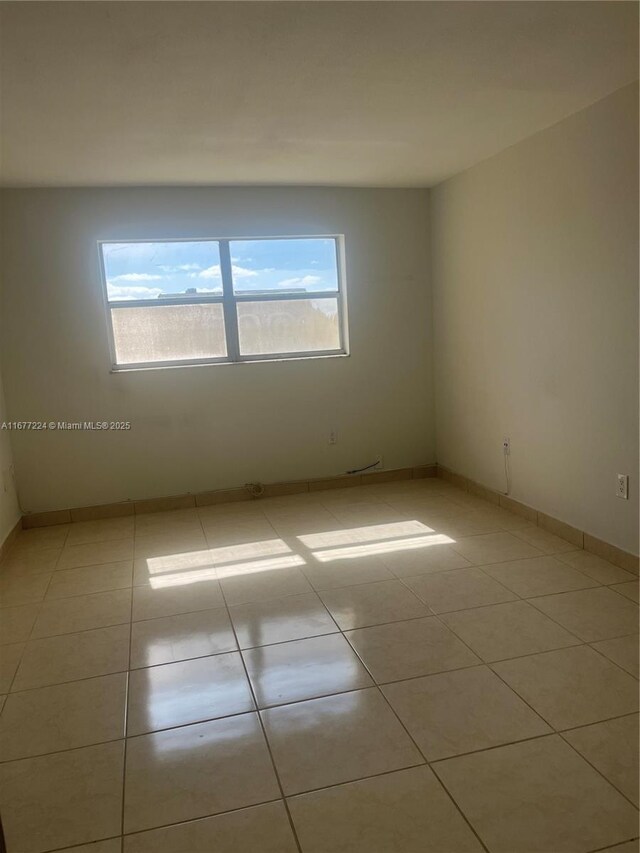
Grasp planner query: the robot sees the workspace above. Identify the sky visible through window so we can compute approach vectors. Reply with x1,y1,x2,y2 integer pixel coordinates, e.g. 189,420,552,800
102,238,339,301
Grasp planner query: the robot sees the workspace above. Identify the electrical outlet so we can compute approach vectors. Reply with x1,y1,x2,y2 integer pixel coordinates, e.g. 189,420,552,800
616,474,629,500
503,437,511,455
328,429,337,445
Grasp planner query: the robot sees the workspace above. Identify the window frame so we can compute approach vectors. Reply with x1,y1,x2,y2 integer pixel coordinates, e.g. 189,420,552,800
98,235,349,371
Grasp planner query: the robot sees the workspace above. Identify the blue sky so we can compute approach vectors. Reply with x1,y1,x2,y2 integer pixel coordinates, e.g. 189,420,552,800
102,238,339,301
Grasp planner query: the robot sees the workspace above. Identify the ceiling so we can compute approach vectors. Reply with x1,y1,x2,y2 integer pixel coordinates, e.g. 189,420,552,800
0,1,637,188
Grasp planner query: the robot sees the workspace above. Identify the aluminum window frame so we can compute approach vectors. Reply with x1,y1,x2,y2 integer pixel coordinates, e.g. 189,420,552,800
98,235,349,371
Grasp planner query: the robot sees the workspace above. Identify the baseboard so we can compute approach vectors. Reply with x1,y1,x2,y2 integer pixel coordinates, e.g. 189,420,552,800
0,517,22,561
21,464,438,529
436,464,639,576
17,461,638,578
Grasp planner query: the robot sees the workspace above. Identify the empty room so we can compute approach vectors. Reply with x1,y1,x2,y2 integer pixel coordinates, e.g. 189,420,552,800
0,2,638,852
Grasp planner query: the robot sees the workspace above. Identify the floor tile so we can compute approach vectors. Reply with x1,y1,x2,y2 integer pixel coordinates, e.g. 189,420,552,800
441,600,580,661
0,740,124,853
557,550,637,585
220,566,312,606
9,526,69,553
262,688,423,794
134,530,208,560
205,524,281,549
288,764,483,853
301,556,394,590
1,547,61,576
46,561,133,599
0,572,51,607
0,603,39,645
319,579,429,630
123,714,279,834
493,645,639,729
612,580,640,603
482,555,599,597
0,673,127,760
510,525,576,554
127,652,254,735
434,735,638,853
58,538,134,570
32,588,132,638
564,714,639,806
382,665,551,761
450,532,543,565
130,607,236,668
382,543,472,577
133,548,216,586
468,507,532,531
328,503,405,526
205,534,291,566
404,567,517,613
594,841,640,853
243,633,372,707
135,508,202,536
123,801,298,853
0,643,24,692
345,616,479,683
230,592,338,649
592,635,639,678
132,577,223,621
429,515,504,538
530,587,639,642
64,840,122,853
66,516,134,545
13,624,130,691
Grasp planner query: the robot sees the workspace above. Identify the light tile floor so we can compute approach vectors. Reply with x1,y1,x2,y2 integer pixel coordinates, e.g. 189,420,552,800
0,477,638,853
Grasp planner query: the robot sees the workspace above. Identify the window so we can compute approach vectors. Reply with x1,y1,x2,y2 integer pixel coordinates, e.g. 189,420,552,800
99,237,347,369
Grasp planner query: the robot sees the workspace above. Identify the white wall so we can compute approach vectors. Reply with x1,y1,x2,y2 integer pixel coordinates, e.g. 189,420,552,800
0,371,20,543
431,83,639,554
0,269,21,541
0,187,434,512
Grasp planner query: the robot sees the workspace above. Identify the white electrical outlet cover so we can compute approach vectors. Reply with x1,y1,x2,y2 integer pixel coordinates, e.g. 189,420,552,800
616,474,629,500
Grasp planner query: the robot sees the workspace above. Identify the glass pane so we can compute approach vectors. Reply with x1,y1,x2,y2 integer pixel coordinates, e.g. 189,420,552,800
229,238,339,294
102,241,222,301
237,298,340,356
111,304,227,364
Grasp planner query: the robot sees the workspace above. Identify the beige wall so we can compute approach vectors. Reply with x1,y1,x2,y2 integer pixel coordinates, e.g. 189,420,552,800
0,187,434,512
431,83,639,554
0,370,20,543
0,268,20,542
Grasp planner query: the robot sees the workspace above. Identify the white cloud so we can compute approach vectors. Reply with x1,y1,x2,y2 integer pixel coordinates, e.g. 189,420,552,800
158,264,202,272
109,273,163,282
277,275,322,289
107,283,163,300
197,264,258,280
197,265,222,280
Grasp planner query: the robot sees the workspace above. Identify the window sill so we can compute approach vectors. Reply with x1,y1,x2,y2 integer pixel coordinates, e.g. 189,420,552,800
109,352,350,373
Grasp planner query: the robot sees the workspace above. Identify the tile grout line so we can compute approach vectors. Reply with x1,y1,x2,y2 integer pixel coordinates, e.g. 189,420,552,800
557,725,640,810
386,569,640,838
586,838,640,853
341,620,492,852
3,593,637,697
198,510,305,853
3,687,638,769
119,527,136,846
1,483,637,849
2,524,71,700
